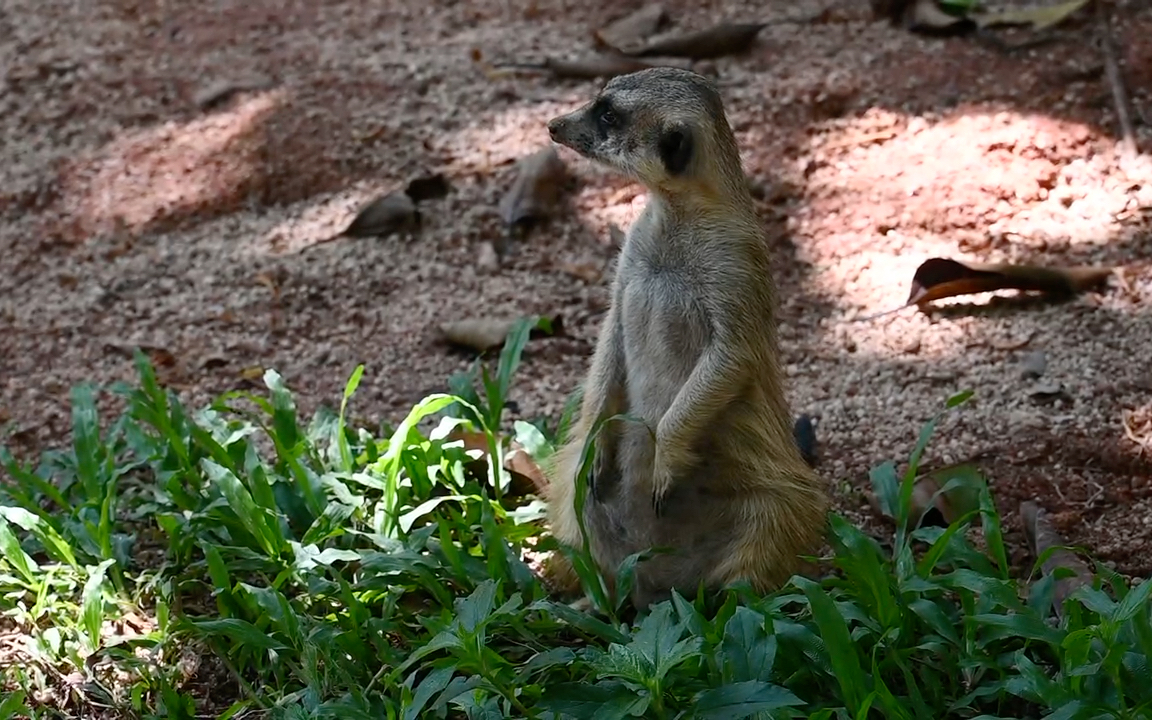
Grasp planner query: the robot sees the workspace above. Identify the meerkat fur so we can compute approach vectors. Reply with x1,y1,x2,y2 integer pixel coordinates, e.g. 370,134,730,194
542,67,830,610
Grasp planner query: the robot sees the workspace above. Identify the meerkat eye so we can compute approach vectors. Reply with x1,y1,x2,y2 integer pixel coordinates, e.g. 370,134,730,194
598,109,617,128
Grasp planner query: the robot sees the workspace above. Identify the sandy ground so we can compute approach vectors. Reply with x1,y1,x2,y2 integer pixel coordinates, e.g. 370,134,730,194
1,0,1151,576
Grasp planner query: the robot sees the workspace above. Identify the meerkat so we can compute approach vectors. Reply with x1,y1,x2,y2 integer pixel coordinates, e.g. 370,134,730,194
541,67,830,610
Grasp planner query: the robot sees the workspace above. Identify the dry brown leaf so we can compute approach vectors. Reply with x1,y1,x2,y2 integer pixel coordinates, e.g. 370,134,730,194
972,0,1088,31
1021,500,1094,620
439,318,519,353
193,76,274,111
239,365,264,381
493,54,692,81
404,173,451,203
340,192,420,239
628,22,768,59
857,257,1114,321
559,261,603,284
498,146,568,233
592,4,670,54
905,258,1114,306
867,464,982,529
438,315,561,353
445,428,549,496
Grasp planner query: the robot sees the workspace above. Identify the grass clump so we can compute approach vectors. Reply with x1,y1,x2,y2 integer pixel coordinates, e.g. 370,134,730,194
0,316,1149,719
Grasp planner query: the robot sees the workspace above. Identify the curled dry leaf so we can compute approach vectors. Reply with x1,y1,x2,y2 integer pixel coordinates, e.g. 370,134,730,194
872,0,974,34
493,54,692,81
438,315,560,353
855,257,1114,321
592,4,670,54
340,192,420,239
906,258,1114,306
193,76,275,111
972,0,1089,31
867,464,982,529
628,22,768,59
559,261,603,284
404,173,451,203
498,146,568,235
1021,500,1094,620
446,428,550,496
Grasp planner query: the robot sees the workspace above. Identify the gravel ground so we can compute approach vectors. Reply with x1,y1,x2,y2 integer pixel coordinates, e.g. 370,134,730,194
2,0,1151,579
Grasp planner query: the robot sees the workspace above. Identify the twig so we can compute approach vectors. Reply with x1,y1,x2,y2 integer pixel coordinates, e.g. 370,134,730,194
1094,0,1139,158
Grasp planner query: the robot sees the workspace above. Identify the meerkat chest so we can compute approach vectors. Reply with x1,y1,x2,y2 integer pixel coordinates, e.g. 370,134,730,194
617,268,710,411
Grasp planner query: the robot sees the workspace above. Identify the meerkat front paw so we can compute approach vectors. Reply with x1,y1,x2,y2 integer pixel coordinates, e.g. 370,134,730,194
651,449,676,517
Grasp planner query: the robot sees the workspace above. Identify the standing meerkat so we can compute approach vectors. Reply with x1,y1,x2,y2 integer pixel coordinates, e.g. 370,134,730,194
542,67,829,610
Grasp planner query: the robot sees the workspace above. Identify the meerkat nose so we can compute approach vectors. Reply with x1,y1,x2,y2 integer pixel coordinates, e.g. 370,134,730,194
547,118,563,141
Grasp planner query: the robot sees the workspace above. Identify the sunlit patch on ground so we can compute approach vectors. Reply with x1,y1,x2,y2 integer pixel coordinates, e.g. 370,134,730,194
52,90,287,241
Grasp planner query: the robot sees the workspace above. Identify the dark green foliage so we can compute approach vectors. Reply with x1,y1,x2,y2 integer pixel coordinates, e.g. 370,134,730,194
0,321,1148,719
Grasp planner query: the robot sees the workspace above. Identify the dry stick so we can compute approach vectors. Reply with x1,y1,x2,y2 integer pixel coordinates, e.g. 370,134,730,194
1095,0,1139,158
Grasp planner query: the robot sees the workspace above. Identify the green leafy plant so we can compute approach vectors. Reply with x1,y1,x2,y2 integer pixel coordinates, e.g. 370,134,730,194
0,327,1148,719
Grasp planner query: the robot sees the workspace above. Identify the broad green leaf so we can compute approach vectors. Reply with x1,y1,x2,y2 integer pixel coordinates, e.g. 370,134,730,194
403,665,455,720
691,681,803,719
538,681,650,720
191,618,290,651
720,606,776,683
1111,578,1152,625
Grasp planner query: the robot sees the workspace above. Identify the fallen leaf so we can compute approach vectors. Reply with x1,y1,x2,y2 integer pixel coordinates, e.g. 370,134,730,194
438,315,560,353
868,463,982,529
193,76,274,111
493,54,691,81
972,0,1088,31
628,22,768,59
592,4,670,54
339,192,421,240
1020,500,1094,620
404,173,451,203
559,261,603,284
905,0,975,33
239,365,265,381
498,146,568,236
905,258,1114,306
446,428,550,496
201,355,230,370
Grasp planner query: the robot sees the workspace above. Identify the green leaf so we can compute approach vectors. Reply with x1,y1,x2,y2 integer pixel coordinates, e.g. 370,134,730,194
538,681,650,720
337,364,366,473
191,618,290,651
630,602,702,682
719,606,777,683
81,559,116,652
1111,578,1152,625
0,691,29,720
692,681,804,719
201,459,283,557
0,513,38,583
456,579,498,635
795,577,869,712
403,665,455,720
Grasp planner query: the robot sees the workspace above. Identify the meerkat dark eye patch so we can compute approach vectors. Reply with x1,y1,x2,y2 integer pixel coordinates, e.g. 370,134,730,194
590,98,624,136
658,124,693,176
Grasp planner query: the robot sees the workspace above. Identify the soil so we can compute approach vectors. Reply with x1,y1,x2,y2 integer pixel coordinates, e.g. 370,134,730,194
2,0,1152,601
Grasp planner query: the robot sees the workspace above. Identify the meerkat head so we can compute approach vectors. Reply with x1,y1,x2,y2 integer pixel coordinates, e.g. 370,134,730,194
547,67,742,193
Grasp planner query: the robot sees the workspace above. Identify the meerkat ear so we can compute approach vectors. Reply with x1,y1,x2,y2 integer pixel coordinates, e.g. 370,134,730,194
657,124,694,176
